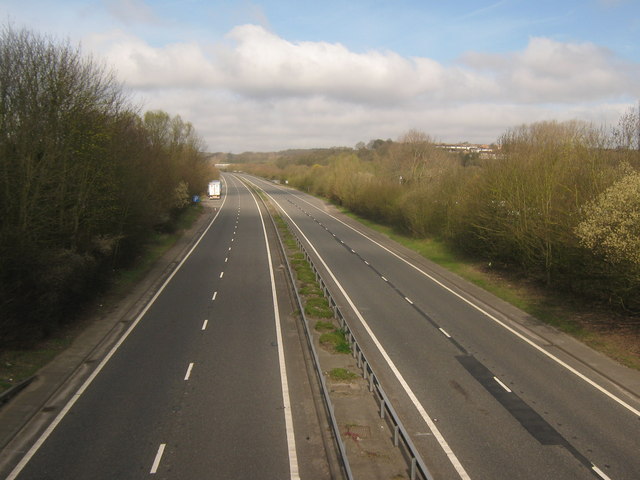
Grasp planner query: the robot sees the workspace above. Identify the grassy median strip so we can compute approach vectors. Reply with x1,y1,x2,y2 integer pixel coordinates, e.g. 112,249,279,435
273,213,351,355
329,367,359,382
319,329,351,354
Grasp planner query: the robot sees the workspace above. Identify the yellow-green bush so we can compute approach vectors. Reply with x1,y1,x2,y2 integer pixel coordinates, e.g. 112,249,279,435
244,116,640,313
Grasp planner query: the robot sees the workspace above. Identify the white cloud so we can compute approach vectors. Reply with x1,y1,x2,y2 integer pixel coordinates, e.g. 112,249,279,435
510,37,638,102
462,37,640,103
217,25,450,103
85,29,221,88
85,25,640,151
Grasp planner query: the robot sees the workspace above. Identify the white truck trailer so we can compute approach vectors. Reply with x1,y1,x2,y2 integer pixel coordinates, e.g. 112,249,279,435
207,180,221,199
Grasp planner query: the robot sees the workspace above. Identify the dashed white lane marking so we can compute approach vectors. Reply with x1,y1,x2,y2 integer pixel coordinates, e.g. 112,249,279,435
493,377,512,393
405,297,414,305
439,327,452,338
150,443,166,474
225,257,228,263
283,185,640,418
4,185,230,480
212,291,217,300
381,276,388,282
184,363,194,380
202,319,208,330
592,465,612,480
364,260,370,265
228,247,232,251
219,272,224,279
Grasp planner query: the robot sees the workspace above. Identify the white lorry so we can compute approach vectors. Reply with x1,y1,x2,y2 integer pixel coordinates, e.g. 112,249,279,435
207,180,221,199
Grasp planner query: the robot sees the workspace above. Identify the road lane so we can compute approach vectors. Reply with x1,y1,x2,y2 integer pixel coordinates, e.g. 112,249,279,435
246,174,640,480
8,174,332,479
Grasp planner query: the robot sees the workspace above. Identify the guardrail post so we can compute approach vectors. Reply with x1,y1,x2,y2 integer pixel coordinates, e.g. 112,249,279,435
393,425,399,447
410,457,417,480
380,397,385,419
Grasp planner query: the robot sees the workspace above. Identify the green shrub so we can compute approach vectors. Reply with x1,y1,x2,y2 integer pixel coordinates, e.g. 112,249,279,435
305,297,333,318
319,329,351,353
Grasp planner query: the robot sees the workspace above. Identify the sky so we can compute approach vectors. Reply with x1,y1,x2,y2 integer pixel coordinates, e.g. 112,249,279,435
2,0,640,152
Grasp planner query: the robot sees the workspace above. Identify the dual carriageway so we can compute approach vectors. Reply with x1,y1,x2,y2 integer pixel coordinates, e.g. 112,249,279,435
1,173,639,479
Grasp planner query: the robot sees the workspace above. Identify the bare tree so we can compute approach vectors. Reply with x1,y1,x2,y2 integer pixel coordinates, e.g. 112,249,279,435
0,25,213,345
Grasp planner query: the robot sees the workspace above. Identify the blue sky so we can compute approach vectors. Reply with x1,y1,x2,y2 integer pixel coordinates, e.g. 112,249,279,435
2,0,639,151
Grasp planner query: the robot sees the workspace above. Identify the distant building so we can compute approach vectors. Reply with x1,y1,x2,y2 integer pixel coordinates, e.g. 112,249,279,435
436,143,497,159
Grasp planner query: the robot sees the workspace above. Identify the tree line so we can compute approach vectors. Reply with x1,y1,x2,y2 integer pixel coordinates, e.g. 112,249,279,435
0,26,217,346
243,116,640,315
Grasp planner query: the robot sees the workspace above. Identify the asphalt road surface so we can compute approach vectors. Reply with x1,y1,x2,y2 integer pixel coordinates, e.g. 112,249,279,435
244,173,640,480
7,174,333,480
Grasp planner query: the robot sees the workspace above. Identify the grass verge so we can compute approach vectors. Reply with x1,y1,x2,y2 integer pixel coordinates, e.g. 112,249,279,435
329,367,359,382
305,297,334,319
320,329,351,354
315,320,336,331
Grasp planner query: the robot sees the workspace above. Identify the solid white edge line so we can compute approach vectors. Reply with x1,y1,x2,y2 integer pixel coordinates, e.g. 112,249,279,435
275,181,640,418
493,377,512,393
243,177,470,480
243,181,300,479
592,464,612,480
184,363,194,381
6,178,230,480
439,327,452,338
202,319,208,330
150,443,166,474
